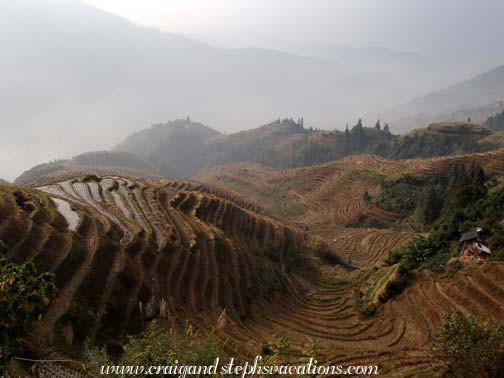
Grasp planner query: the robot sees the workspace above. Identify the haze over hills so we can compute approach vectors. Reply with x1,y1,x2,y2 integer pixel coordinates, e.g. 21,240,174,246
115,119,222,178
13,118,397,184
16,117,504,186
388,65,504,131
0,0,488,181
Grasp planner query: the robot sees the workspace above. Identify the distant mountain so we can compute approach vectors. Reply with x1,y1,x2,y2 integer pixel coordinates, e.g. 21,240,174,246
0,0,466,181
15,151,161,187
293,45,446,74
0,178,9,185
389,65,504,132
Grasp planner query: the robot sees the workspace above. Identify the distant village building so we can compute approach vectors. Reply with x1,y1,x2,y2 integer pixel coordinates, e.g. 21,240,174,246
460,227,491,259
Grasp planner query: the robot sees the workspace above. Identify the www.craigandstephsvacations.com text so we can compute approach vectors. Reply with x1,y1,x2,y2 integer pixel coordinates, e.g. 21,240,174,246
100,356,379,376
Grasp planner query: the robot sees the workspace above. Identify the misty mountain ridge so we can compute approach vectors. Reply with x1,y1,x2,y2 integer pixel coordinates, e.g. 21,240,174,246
0,0,483,181
388,65,504,131
16,116,504,186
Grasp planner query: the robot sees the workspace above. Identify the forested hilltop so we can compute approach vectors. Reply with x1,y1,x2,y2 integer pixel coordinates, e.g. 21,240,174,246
112,115,504,172
16,115,504,186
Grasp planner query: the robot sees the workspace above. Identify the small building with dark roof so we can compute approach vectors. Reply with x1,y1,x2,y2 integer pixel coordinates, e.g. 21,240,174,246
459,227,488,243
460,227,491,258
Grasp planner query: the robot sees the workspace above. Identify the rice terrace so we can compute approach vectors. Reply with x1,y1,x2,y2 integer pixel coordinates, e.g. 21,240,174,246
3,1,504,377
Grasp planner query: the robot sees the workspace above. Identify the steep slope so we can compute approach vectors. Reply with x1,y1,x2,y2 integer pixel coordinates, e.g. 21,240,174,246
0,179,452,376
389,65,504,131
0,176,326,361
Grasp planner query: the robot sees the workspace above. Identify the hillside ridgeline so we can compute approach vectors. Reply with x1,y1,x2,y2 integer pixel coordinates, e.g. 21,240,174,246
17,117,504,186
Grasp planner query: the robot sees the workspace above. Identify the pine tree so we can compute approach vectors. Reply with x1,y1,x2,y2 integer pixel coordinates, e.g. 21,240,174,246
418,187,441,224
351,119,365,148
375,119,381,130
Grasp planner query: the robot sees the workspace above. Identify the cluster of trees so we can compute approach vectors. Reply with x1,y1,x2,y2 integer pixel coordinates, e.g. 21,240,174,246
293,119,394,166
373,164,504,299
378,163,492,231
485,109,504,130
372,128,486,159
345,119,392,149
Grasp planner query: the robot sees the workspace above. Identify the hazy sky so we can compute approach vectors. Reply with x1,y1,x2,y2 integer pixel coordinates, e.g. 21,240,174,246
83,0,504,62
2,0,504,182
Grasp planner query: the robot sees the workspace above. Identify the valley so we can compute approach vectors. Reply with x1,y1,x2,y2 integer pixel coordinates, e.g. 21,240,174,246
3,1,504,377
3,144,504,377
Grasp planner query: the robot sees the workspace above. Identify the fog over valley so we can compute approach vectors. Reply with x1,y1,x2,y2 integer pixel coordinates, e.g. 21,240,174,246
2,0,504,180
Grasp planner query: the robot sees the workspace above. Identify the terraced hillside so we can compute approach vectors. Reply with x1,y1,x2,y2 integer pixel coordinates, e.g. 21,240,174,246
0,176,325,364
190,224,504,377
198,148,504,228
405,147,504,176
195,149,504,376
0,174,452,376
5,148,504,376
197,155,409,226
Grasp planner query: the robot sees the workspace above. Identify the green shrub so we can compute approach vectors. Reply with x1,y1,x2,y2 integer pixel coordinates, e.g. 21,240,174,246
430,312,504,378
0,255,56,374
86,321,220,377
386,236,439,271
